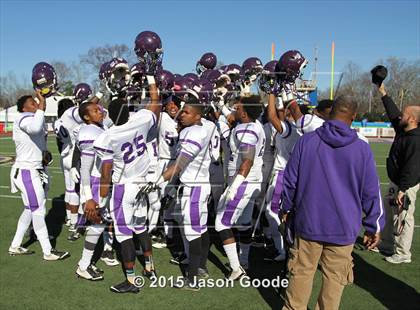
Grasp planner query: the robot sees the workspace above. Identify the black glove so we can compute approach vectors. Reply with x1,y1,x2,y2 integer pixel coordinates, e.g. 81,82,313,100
42,150,53,166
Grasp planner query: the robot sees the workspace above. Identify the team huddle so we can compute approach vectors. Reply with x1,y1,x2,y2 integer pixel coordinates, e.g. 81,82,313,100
8,30,369,293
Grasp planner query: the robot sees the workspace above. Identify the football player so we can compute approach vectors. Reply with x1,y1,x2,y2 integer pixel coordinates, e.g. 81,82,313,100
214,95,265,279
9,91,69,260
94,76,159,294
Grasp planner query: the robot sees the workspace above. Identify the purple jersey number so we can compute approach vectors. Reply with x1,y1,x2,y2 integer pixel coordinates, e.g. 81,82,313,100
121,135,147,164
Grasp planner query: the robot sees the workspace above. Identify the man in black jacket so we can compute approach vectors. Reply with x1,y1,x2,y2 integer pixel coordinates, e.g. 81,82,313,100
376,83,420,264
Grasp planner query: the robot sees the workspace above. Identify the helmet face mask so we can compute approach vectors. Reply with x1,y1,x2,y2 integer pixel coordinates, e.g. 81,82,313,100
259,60,281,96
106,58,130,95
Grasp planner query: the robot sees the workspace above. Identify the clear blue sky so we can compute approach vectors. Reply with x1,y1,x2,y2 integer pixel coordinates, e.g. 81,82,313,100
1,0,419,90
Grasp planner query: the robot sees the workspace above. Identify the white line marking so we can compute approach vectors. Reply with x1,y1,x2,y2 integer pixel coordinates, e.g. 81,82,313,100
0,194,62,202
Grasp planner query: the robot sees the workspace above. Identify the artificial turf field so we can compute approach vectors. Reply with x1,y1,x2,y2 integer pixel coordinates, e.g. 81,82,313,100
0,136,419,310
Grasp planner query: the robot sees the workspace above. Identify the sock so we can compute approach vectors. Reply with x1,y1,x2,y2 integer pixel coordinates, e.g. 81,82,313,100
145,255,154,271
200,231,210,268
76,213,86,228
11,209,32,248
78,225,104,270
239,242,251,266
66,209,71,221
187,237,201,282
148,208,160,233
70,213,78,226
32,214,52,255
223,243,240,272
103,230,114,251
126,268,136,284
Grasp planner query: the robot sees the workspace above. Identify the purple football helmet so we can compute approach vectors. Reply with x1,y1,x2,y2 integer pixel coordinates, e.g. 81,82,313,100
32,62,58,97
73,83,92,104
156,69,175,94
242,57,263,81
172,76,192,101
259,60,281,95
106,57,130,94
192,79,214,105
183,73,200,84
173,73,182,79
134,31,163,75
196,52,217,75
276,50,308,82
99,61,110,81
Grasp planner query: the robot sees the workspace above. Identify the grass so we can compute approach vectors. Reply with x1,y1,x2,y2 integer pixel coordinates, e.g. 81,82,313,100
0,137,419,310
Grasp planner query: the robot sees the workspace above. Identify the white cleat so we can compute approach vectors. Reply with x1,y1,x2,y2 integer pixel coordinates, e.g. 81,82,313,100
385,254,411,264
76,266,104,281
43,249,70,261
68,224,77,232
227,265,246,281
8,246,35,256
100,250,119,266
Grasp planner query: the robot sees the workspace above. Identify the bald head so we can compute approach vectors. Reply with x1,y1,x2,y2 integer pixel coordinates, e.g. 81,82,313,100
330,95,358,125
401,104,420,130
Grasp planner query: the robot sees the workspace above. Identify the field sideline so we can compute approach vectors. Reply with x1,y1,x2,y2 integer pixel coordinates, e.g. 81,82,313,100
0,137,419,310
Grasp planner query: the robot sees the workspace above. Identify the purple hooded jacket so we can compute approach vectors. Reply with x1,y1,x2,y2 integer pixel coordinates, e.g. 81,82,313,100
282,120,385,245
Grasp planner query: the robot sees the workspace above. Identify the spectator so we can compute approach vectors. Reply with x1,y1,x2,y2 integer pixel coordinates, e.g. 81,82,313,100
281,95,384,310
374,83,420,264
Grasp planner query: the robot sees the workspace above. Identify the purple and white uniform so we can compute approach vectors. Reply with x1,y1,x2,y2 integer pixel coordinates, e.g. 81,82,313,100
58,106,83,205
77,124,104,204
10,110,53,255
215,120,265,232
94,109,156,242
175,123,211,241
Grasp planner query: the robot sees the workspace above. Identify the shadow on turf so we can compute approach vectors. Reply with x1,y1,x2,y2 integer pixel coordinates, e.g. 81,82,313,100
352,251,419,310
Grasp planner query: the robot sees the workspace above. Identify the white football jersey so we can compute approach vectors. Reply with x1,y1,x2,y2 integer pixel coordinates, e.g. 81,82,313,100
12,111,47,169
60,106,83,146
201,118,220,163
158,112,178,160
272,120,300,171
94,109,156,184
176,123,211,186
296,113,324,135
77,124,105,178
54,118,72,157
228,120,265,182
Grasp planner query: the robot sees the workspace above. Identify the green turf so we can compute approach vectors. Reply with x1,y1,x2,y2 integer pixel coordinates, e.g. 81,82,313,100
0,137,419,310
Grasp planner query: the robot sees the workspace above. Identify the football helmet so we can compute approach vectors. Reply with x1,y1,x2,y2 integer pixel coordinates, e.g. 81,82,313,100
73,83,92,104
259,60,281,96
196,52,217,75
276,50,307,83
156,69,175,95
242,57,263,82
134,31,163,75
129,63,146,87
32,62,58,97
106,57,130,95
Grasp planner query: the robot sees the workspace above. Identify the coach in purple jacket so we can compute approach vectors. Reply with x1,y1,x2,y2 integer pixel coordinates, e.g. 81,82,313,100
281,96,385,310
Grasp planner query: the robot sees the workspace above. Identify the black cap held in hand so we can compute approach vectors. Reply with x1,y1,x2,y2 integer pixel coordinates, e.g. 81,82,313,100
371,65,388,86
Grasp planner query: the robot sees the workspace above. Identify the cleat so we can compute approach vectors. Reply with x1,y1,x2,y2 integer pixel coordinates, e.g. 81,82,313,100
91,264,104,275
143,269,157,280
67,232,81,242
110,280,140,294
68,224,77,232
76,265,104,281
197,267,209,279
100,250,119,266
173,277,200,291
43,249,70,261
170,253,188,265
385,254,411,264
226,265,246,281
8,246,35,256
152,236,167,249
65,219,71,227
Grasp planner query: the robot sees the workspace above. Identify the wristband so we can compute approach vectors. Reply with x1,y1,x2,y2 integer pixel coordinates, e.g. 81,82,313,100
146,75,156,85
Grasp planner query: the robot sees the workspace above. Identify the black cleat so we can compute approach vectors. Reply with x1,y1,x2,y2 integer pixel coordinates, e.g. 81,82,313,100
143,269,157,280
110,280,140,294
173,277,200,291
